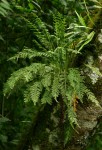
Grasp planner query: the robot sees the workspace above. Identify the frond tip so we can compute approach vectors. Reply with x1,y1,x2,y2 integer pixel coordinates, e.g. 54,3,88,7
85,89,100,107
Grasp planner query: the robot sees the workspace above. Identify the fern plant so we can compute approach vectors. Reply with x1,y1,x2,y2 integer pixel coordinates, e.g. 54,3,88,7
4,13,100,127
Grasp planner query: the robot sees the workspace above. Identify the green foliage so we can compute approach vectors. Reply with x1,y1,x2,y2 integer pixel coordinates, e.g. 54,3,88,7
0,0,101,149
0,0,11,17
3,13,100,128
0,117,10,149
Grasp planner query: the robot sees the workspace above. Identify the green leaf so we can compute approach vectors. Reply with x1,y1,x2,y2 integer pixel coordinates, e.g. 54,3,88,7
32,1,41,10
28,3,34,10
75,11,86,27
0,2,11,10
78,31,95,51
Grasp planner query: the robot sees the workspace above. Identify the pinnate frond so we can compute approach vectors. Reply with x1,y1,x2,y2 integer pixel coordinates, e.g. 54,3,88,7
24,81,43,105
41,73,52,90
53,13,66,40
67,107,78,126
9,48,56,62
23,16,51,49
85,89,100,107
41,90,52,104
3,63,45,96
52,74,60,101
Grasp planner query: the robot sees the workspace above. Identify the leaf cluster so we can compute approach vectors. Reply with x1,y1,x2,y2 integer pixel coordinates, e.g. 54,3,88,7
3,13,100,127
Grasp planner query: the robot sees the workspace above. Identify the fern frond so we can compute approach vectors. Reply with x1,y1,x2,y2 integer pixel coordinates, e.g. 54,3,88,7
68,69,86,102
59,73,66,97
41,73,52,90
30,82,43,105
23,16,51,50
65,86,74,106
53,13,66,41
23,86,31,103
41,90,52,104
51,74,60,101
9,49,55,61
85,89,100,107
78,31,95,52
39,65,53,79
9,49,35,61
35,15,51,40
65,67,100,125
65,85,79,125
68,68,83,88
3,63,45,96
67,68,100,106
24,81,43,105
32,39,46,50
67,107,78,126
76,83,87,102
67,68,100,108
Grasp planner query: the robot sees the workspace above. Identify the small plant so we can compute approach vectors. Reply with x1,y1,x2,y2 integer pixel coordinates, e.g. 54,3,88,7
3,12,100,147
